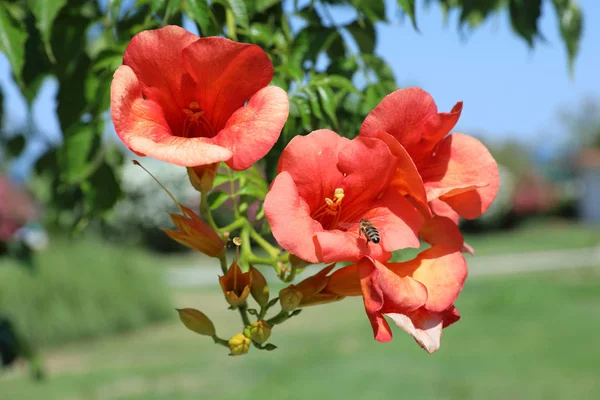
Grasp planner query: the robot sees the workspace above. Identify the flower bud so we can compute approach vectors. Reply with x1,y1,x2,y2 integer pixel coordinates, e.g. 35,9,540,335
279,285,302,312
228,333,251,356
176,308,216,337
289,253,310,269
243,320,272,344
187,163,219,193
250,266,269,308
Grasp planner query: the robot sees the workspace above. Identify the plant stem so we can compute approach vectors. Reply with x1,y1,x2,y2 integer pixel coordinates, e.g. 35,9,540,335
266,310,289,326
218,218,245,235
226,166,240,219
248,255,276,266
238,304,252,326
250,226,280,258
212,335,229,348
200,192,218,232
217,252,228,274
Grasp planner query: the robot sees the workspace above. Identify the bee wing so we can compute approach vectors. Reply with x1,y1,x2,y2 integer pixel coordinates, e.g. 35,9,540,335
337,221,359,231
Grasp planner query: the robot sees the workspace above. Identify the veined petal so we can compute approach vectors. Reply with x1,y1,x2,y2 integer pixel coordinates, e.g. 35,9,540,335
388,245,467,313
364,189,423,253
217,86,289,171
110,65,232,166
315,230,391,263
360,88,461,162
420,133,499,218
358,259,393,342
375,131,430,217
429,198,460,224
386,306,460,354
336,136,398,208
419,216,465,252
277,129,348,211
182,37,274,132
325,263,361,296
123,25,198,133
264,172,324,263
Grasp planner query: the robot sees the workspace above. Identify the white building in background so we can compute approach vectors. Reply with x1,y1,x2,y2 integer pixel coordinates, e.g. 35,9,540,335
578,149,600,225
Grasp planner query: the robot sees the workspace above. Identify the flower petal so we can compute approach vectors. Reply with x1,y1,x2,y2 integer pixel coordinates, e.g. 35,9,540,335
358,259,393,342
365,189,423,254
375,131,430,217
386,306,460,354
264,172,324,263
429,198,460,224
110,66,232,166
419,215,465,252
123,25,198,133
182,37,274,132
277,129,348,211
388,245,467,312
325,263,361,296
315,230,391,263
336,136,398,208
420,133,499,218
360,88,461,162
216,86,289,170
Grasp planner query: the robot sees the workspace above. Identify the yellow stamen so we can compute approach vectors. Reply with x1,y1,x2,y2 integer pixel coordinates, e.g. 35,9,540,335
181,102,213,138
312,188,345,227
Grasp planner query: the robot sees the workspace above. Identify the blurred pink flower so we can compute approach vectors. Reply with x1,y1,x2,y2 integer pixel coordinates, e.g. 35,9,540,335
0,176,39,241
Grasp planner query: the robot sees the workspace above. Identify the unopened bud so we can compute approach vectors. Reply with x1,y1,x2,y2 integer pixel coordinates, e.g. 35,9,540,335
279,285,302,312
289,253,310,269
176,308,216,337
233,237,242,246
244,320,272,344
187,163,219,193
228,333,251,356
250,266,269,308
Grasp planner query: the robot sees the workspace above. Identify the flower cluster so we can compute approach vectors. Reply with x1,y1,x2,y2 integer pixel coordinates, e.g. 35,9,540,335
110,26,499,355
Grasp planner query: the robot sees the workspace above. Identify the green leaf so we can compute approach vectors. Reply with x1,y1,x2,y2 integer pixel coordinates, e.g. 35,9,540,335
236,184,266,200
346,20,376,54
509,0,542,47
396,0,418,30
552,0,583,73
248,23,274,46
0,3,27,85
208,190,230,210
313,75,360,94
317,85,339,129
184,0,213,35
82,162,122,215
58,125,101,184
302,87,324,120
290,96,312,132
27,0,67,63
226,0,248,28
164,0,183,22
254,0,280,14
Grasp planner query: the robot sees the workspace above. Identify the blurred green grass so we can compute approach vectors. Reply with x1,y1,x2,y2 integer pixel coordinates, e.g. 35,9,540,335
1,265,599,399
0,235,174,347
463,219,600,256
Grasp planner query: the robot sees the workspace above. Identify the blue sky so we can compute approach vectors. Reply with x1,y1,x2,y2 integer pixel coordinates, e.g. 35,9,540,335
1,0,599,180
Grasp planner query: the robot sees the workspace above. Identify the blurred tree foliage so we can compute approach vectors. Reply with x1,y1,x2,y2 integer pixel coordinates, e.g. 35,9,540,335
0,0,584,227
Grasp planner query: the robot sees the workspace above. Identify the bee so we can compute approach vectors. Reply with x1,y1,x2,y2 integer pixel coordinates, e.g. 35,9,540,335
358,218,380,244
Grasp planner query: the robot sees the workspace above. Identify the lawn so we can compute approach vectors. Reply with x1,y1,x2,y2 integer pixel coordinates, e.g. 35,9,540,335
462,218,600,256
1,265,599,399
